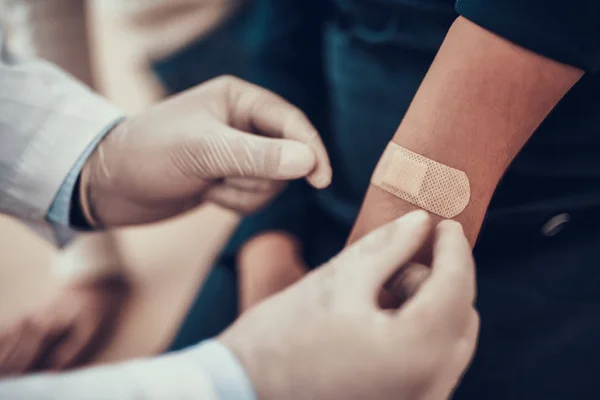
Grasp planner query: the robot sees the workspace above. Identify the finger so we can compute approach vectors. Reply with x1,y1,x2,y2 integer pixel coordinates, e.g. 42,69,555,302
205,181,285,215
404,220,476,329
0,320,29,375
193,127,318,182
47,314,98,370
0,318,65,375
327,211,432,305
26,319,70,372
7,320,46,374
220,76,332,188
0,322,23,365
384,262,431,303
225,178,282,193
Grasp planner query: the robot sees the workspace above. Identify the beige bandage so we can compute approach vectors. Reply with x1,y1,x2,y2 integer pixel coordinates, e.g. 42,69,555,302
371,143,470,218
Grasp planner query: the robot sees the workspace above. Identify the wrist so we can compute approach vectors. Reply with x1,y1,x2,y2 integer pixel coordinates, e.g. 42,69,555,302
79,122,125,229
218,331,291,400
186,340,258,400
79,157,100,229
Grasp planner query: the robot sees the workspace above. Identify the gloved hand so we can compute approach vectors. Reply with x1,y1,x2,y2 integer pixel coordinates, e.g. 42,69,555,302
81,75,331,228
221,211,479,400
0,212,479,400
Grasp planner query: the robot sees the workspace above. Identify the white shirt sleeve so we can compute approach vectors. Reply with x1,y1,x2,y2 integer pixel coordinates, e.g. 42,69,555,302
0,27,123,223
0,340,257,400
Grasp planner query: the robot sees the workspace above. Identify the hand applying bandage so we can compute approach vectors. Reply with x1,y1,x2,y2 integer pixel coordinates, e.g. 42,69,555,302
0,213,479,400
79,75,332,228
0,76,332,377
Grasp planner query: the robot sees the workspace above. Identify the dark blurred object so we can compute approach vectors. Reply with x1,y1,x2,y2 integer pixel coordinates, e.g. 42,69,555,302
167,266,237,351
151,3,253,94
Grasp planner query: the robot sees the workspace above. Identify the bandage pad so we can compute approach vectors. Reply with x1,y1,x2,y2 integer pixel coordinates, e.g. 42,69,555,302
371,143,470,218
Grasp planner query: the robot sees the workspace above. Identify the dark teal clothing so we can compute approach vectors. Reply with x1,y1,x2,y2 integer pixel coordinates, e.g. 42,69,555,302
163,1,600,398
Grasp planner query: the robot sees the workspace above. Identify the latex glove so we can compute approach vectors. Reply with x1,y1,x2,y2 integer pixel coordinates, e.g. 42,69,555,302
0,212,478,400
82,75,331,228
220,211,479,400
0,278,127,375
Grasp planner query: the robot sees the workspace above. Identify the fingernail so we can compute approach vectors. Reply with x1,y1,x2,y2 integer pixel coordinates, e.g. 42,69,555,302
310,167,332,189
278,142,316,178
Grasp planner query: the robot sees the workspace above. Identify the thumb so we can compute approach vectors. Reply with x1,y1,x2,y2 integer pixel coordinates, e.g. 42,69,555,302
199,129,317,180
326,211,432,306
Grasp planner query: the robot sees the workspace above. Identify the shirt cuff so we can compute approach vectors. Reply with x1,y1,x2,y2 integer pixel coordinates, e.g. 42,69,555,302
184,340,257,400
46,117,124,227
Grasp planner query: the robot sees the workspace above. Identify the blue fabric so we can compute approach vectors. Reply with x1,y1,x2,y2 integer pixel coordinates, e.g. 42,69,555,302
152,5,254,93
169,265,238,352
187,340,257,400
46,118,124,227
45,118,123,246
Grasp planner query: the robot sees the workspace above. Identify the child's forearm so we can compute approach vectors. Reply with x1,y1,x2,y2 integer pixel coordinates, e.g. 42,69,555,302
347,17,582,249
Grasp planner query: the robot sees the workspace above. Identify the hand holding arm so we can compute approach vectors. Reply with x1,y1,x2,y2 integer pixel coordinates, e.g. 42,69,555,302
81,75,332,227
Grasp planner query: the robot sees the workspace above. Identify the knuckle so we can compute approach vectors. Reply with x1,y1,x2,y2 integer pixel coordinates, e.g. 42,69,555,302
453,336,478,370
233,193,261,214
470,309,481,329
466,309,481,342
213,74,240,87
455,307,480,339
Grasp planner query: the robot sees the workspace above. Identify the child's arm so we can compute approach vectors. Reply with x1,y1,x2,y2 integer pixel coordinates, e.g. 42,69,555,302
237,232,307,312
348,17,582,249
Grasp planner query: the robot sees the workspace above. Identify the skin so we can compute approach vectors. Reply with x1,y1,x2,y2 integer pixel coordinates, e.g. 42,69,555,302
237,232,307,312
347,17,583,249
83,76,331,227
0,278,127,375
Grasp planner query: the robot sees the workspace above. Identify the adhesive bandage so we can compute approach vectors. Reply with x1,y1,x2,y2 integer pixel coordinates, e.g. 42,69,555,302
371,142,470,218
